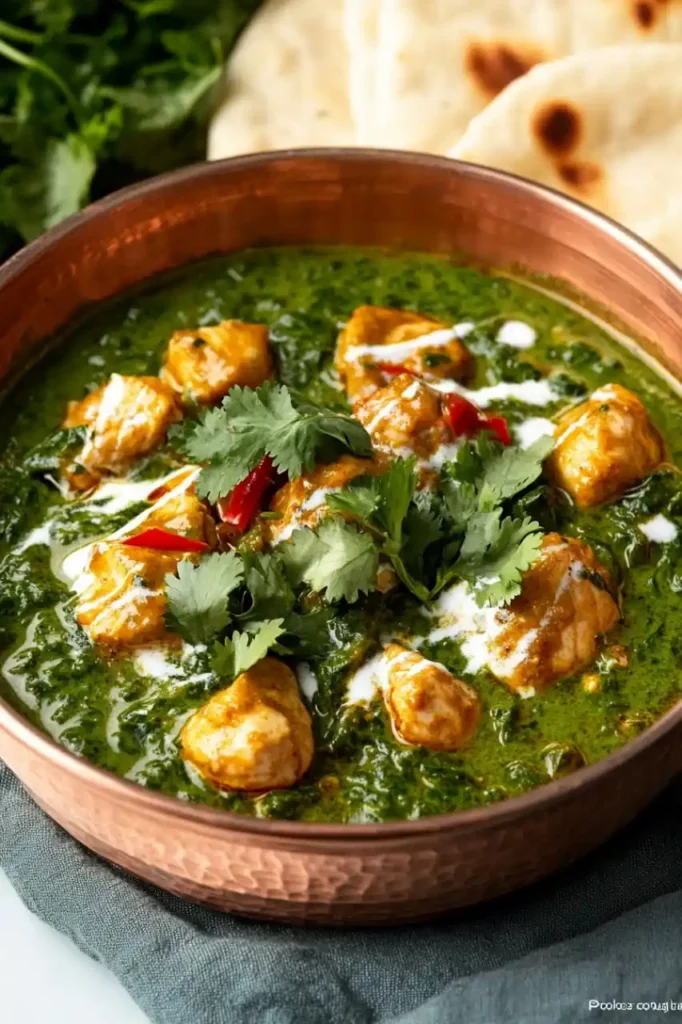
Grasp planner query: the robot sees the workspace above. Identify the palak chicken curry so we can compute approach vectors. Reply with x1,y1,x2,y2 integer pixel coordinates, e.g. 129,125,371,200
0,248,680,822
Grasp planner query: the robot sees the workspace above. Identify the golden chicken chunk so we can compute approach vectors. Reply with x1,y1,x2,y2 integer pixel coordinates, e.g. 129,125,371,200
335,305,472,400
489,534,620,693
135,490,217,547
354,373,451,462
384,644,480,750
546,384,664,508
161,320,272,404
76,542,185,648
76,490,215,647
181,658,314,792
265,454,383,544
63,374,180,491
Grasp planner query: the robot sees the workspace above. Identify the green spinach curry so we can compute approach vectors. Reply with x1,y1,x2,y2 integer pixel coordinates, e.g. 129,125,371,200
1,248,681,823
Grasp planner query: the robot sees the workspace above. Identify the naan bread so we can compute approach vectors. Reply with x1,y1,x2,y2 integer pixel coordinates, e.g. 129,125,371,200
344,0,383,144
373,0,682,153
208,0,354,160
451,45,682,266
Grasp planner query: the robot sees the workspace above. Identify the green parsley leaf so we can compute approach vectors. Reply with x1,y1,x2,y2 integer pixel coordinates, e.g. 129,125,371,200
453,512,545,606
183,383,373,502
210,618,285,680
165,551,243,644
280,517,379,604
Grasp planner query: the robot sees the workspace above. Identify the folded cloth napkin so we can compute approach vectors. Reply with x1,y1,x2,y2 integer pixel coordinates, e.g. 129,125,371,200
2,762,682,1024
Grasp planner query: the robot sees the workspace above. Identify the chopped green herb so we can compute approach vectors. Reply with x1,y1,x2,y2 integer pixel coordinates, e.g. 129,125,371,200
165,552,243,645
210,619,286,681
280,517,379,604
182,382,373,502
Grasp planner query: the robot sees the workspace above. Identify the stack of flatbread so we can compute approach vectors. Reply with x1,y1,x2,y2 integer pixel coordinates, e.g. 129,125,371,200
208,0,682,265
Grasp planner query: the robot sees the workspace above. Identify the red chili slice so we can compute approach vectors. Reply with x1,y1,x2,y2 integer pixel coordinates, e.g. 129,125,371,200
443,394,482,436
443,394,511,446
217,454,275,533
374,362,413,377
485,415,511,446
122,527,210,553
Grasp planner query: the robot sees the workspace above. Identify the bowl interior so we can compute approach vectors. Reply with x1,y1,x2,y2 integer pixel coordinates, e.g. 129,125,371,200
1,150,681,387
1,149,682,841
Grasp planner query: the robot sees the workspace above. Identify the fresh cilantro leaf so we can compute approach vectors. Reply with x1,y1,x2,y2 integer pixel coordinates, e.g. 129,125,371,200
210,618,285,680
436,434,553,603
477,435,555,511
442,433,554,523
325,476,382,525
326,458,430,600
453,512,545,606
0,2,260,252
280,517,379,604
281,608,335,660
183,383,373,502
442,477,478,526
375,457,418,542
165,551,243,644
401,491,446,579
239,551,295,621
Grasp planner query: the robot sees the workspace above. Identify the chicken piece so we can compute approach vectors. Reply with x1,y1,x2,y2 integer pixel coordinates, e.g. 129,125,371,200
181,657,314,792
76,490,215,647
63,374,180,491
546,384,664,508
133,490,217,547
161,320,272,404
489,533,620,693
265,454,384,544
335,305,472,400
333,303,473,399
384,644,480,750
353,373,451,462
76,542,185,648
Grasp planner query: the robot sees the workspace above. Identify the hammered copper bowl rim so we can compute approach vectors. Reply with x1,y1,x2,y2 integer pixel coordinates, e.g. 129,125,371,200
1,148,681,843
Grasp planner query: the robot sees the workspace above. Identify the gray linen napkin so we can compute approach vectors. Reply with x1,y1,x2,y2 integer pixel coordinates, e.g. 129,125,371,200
1,762,681,1024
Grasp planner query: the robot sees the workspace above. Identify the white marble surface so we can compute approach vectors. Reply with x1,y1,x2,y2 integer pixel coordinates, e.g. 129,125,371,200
0,867,149,1024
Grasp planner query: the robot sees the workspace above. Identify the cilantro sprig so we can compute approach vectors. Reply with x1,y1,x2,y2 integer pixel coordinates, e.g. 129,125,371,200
210,619,286,680
163,431,555,683
326,458,431,601
322,435,554,607
163,548,331,682
437,434,555,604
181,382,373,502
279,517,379,604
165,552,244,645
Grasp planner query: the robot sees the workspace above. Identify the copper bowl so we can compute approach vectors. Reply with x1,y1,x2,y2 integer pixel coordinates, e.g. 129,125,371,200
1,151,681,926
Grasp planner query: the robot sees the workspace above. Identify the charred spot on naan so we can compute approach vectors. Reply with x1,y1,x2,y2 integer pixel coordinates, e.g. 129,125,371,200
557,160,603,195
465,40,545,99
532,100,582,156
632,0,675,30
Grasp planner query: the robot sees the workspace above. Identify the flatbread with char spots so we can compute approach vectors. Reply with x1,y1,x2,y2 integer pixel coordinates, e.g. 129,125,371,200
371,0,682,153
451,45,682,266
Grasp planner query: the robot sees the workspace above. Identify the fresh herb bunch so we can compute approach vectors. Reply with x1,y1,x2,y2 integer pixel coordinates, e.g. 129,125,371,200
324,433,554,607
170,379,554,627
179,381,373,501
164,549,334,681
0,0,261,259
